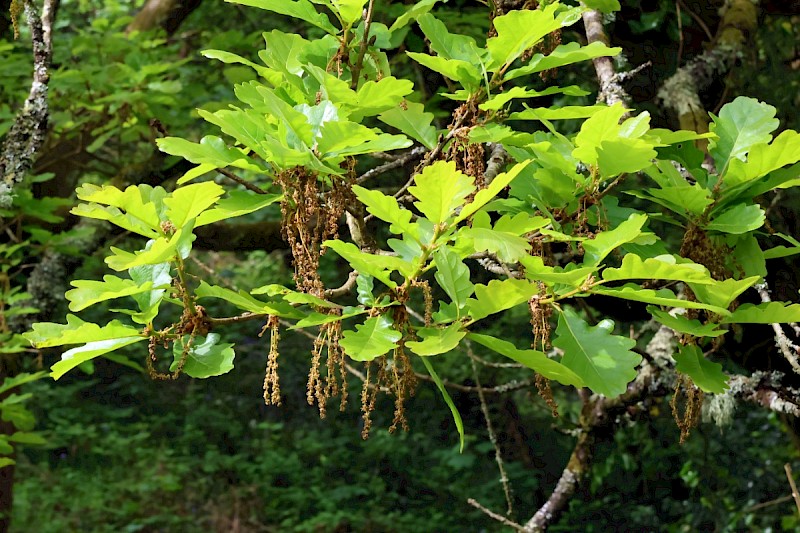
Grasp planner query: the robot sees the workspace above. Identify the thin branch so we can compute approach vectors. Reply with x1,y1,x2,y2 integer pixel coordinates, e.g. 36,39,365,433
467,499,525,532
785,463,800,516
755,282,800,375
357,146,426,184
218,168,267,195
324,270,358,298
469,342,514,516
350,0,375,90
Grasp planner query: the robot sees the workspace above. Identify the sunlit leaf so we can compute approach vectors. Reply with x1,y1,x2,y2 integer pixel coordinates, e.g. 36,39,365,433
171,333,235,378
65,276,161,312
406,323,465,356
466,278,538,321
688,276,759,309
352,185,416,236
378,101,437,149
408,161,474,224
24,315,142,348
582,213,647,266
225,0,337,33
590,284,730,315
722,302,800,324
553,308,641,397
324,240,414,288
164,181,225,228
505,41,621,80
456,160,531,222
419,357,465,452
50,336,146,380
433,248,474,311
339,315,402,361
705,204,764,234
709,96,779,174
468,333,584,388
602,254,713,284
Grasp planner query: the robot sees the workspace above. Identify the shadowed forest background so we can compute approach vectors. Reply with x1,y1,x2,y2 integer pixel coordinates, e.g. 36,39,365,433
2,0,800,531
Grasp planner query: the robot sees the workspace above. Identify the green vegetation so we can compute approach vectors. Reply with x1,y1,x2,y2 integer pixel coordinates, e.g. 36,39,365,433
2,0,800,530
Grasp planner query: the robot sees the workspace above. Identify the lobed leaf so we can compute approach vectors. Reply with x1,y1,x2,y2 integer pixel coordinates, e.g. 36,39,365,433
709,96,779,174
553,308,641,397
673,344,729,394
66,276,161,312
171,333,235,378
339,315,402,361
419,357,465,452
406,323,466,356
468,333,584,388
409,161,475,224
722,302,800,324
433,248,474,311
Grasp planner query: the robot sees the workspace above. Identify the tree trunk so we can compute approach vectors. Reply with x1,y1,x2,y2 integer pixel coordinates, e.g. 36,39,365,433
126,0,203,35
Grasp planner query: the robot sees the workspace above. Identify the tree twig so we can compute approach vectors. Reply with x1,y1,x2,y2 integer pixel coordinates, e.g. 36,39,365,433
785,463,800,515
467,499,525,531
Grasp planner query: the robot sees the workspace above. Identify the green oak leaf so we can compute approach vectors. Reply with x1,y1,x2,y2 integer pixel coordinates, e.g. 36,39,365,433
408,160,474,224
23,315,142,348
164,181,224,228
722,302,800,324
582,213,647,266
65,276,160,312
378,101,437,150
466,278,538,321
51,337,146,380
195,191,282,227
406,323,465,356
194,280,301,318
468,333,584,388
590,284,730,315
673,344,729,394
647,307,726,338
602,254,713,284
688,276,759,309
419,357,465,452
324,240,414,288
225,0,337,34
709,96,779,174
433,248,474,311
339,315,402,361
553,308,641,397
171,333,235,378
705,204,765,234
352,185,416,237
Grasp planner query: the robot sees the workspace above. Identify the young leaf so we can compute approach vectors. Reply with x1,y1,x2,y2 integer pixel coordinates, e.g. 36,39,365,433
354,77,415,119
171,333,235,378
24,315,142,348
595,138,657,177
389,0,444,32
378,101,437,150
601,254,713,284
339,315,402,361
459,227,530,263
581,213,647,266
408,161,474,224
709,96,779,174
416,13,482,63
164,181,225,228
673,344,729,394
352,185,416,236
572,103,628,166
406,323,465,356
324,240,414,288
0,372,48,396
553,308,641,397
226,0,337,34
433,248,474,310
292,307,367,329
51,337,147,380
419,357,465,452
331,0,367,26
466,278,538,321
156,136,267,173
590,284,730,315
468,333,584,388
65,276,161,312
455,160,531,223
722,302,800,324
725,129,800,186
105,223,195,272
705,204,764,234
195,192,282,227
356,273,375,306
194,281,300,318
647,307,726,338
486,4,581,71
405,52,482,91
520,256,596,287
504,41,621,81
688,276,759,309
582,0,621,12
